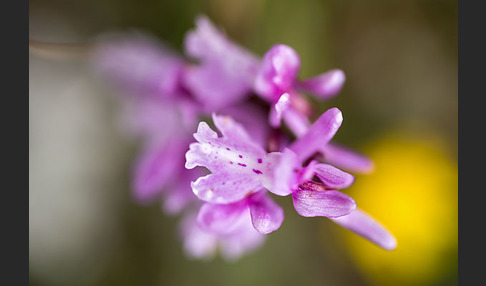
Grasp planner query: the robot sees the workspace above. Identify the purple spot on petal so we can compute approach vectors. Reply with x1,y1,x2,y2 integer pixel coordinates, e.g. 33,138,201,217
226,147,230,151
257,158,263,164
239,155,243,159
253,169,262,175
238,163,247,167
229,161,233,164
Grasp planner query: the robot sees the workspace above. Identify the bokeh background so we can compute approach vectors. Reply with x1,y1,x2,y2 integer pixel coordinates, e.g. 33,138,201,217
29,0,458,285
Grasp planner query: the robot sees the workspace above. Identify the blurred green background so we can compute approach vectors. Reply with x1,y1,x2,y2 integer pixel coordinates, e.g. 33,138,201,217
29,0,457,285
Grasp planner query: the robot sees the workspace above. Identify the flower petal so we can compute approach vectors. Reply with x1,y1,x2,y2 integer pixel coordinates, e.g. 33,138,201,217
282,107,311,137
269,93,291,128
254,44,301,102
269,149,301,196
248,192,284,234
320,142,375,174
162,167,203,215
292,189,356,218
185,116,276,203
212,113,253,146
314,163,355,189
197,201,247,234
289,107,343,162
218,103,269,148
183,15,260,109
180,212,218,260
132,138,187,203
218,208,266,261
331,209,397,250
120,97,182,144
297,69,345,99
190,173,263,204
92,32,184,98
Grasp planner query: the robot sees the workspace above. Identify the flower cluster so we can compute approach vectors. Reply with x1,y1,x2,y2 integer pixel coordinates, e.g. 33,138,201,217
91,15,396,260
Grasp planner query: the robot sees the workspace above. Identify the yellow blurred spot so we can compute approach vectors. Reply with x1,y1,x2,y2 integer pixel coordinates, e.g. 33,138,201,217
336,130,457,286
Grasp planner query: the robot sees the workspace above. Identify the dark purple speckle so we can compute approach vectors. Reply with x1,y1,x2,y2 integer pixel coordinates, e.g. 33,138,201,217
253,169,263,175
226,147,230,151
238,163,247,167
239,155,243,159
257,158,263,164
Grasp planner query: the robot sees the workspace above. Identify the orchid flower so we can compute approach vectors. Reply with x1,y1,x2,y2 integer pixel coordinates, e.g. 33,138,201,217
254,44,345,128
87,15,396,259
185,110,395,249
252,44,374,174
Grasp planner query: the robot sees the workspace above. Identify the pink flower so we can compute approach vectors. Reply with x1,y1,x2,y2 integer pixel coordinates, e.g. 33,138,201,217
185,111,396,250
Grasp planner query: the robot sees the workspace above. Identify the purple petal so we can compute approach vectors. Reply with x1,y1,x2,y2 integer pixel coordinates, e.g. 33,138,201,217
282,107,311,137
190,173,264,204
254,44,301,102
292,189,356,218
162,168,203,215
248,192,284,234
320,142,375,174
331,209,397,250
212,113,253,145
218,103,270,148
297,69,346,99
119,97,182,144
180,212,218,260
218,208,266,261
289,107,343,162
92,32,184,99
197,201,248,234
185,116,276,203
132,138,187,203
183,15,260,109
314,163,355,189
269,93,291,128
162,184,195,215
270,149,301,196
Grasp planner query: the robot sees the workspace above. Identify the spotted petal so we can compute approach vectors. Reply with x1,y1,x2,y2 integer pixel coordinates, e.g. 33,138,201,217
185,115,277,203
